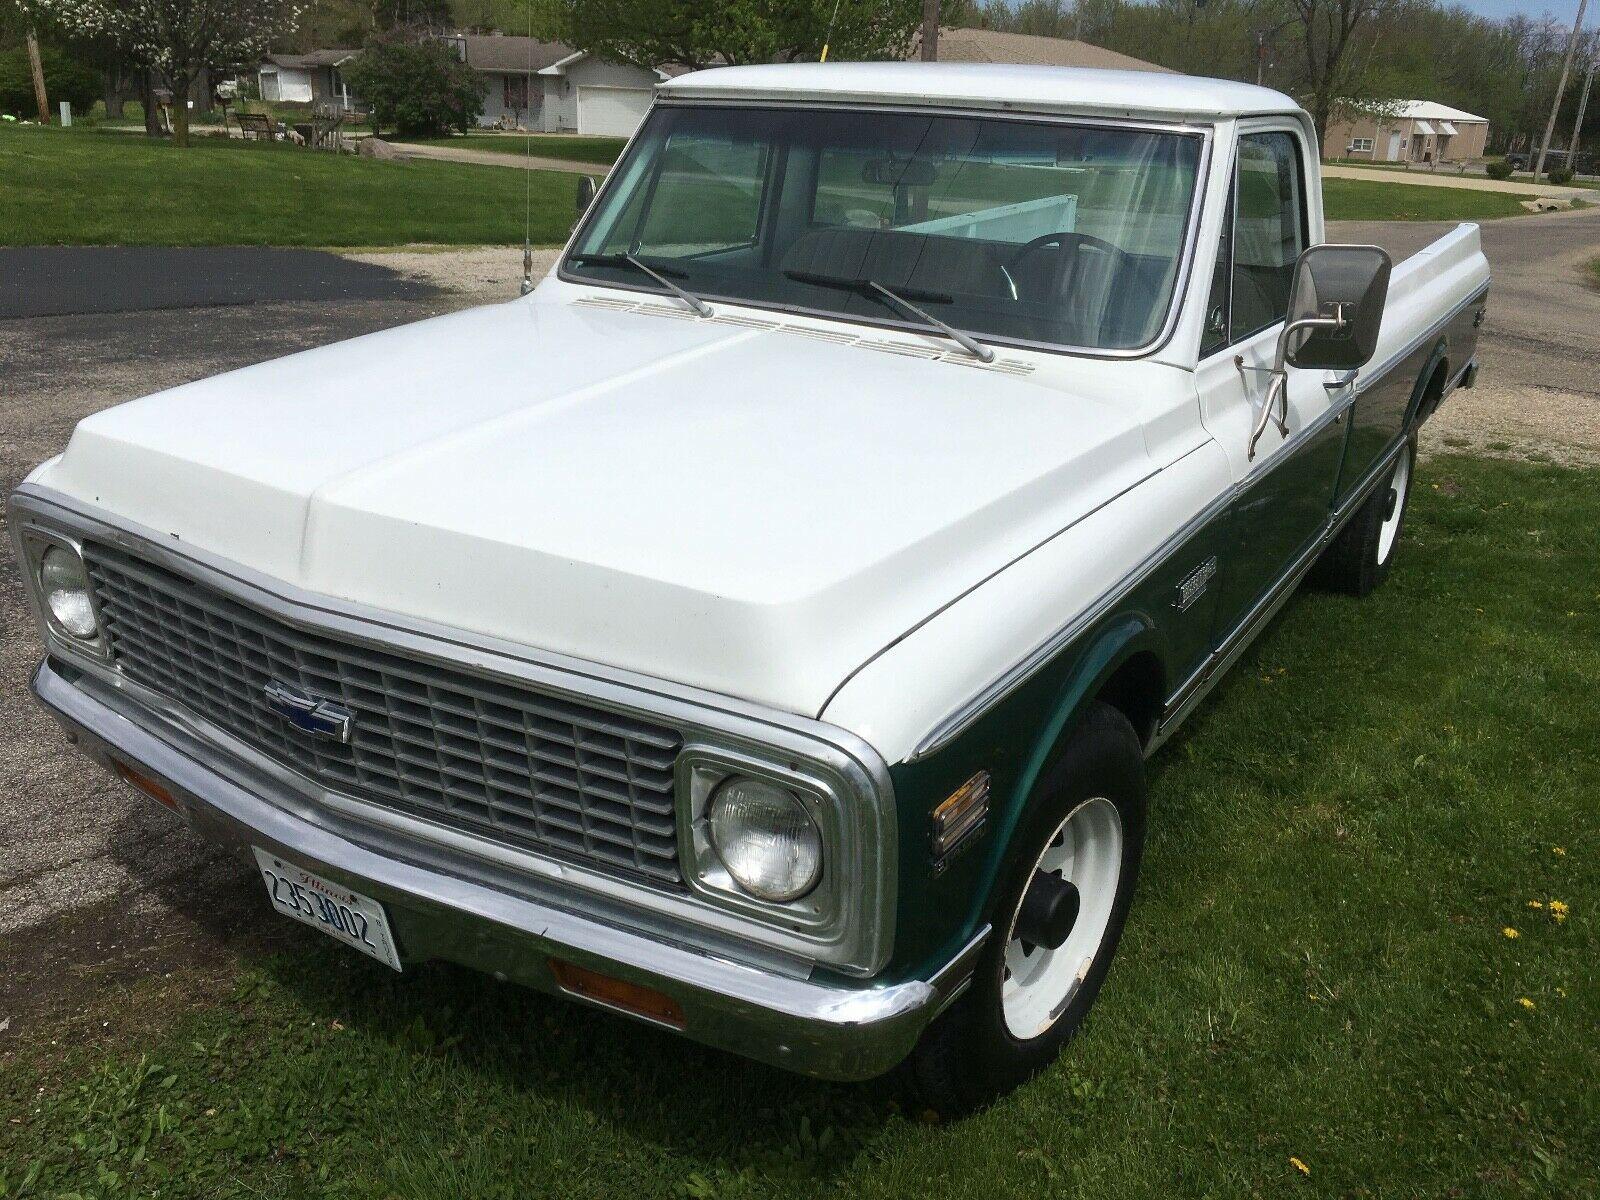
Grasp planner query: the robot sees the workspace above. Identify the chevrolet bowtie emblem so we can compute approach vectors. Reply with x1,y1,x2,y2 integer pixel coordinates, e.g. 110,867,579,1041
263,680,355,744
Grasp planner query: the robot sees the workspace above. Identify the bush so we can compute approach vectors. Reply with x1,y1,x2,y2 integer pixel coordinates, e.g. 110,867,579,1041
344,39,486,138
0,45,100,119
1485,159,1514,180
1547,165,1575,185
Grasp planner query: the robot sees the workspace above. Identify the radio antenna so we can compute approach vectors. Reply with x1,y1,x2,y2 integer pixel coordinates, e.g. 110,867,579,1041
520,1,534,295
820,0,844,61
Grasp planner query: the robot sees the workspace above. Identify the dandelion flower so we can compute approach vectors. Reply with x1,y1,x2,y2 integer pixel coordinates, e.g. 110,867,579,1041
1550,900,1569,916
1503,927,1520,939
1553,847,1566,857
1290,1157,1311,1176
1517,997,1536,1011
1528,900,1544,910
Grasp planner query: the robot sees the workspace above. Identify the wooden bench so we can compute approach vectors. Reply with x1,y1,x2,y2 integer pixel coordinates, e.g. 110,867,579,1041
233,112,276,141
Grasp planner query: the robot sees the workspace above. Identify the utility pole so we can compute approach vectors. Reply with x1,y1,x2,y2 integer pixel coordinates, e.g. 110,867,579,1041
25,29,50,124
1568,51,1597,167
921,0,939,61
1535,0,1590,179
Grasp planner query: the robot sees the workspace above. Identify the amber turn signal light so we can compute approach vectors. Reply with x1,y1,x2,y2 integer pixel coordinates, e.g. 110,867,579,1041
113,760,181,812
550,959,686,1029
932,770,991,861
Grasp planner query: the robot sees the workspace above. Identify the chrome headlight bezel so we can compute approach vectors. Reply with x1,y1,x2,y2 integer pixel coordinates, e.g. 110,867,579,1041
676,746,860,949
16,527,113,661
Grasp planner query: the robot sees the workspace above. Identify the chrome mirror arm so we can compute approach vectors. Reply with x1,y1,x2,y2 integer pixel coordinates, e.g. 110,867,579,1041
1248,311,1347,461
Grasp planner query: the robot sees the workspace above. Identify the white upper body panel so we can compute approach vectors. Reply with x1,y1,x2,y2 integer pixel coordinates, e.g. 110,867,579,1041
35,285,1197,721
659,62,1302,124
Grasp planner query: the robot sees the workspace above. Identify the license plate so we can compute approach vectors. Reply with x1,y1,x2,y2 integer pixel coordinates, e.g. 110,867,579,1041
252,847,402,972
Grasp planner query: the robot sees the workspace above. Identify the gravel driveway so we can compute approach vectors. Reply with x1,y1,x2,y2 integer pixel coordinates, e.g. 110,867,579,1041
3,215,1596,1028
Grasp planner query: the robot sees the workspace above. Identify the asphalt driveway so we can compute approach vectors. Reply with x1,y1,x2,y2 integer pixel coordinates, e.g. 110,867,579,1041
0,246,437,319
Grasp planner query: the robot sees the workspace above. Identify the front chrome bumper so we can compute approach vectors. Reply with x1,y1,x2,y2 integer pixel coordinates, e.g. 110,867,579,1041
32,656,983,1080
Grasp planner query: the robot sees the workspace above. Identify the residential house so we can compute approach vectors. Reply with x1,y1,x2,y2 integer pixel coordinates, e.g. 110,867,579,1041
1322,101,1490,164
442,34,674,135
911,27,1176,73
258,50,360,109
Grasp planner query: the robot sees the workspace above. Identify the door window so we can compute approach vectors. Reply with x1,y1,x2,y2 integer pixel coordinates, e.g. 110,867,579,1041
1230,132,1307,340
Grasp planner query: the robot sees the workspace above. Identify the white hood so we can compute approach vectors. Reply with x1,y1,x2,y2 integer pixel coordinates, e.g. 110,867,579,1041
39,292,1162,717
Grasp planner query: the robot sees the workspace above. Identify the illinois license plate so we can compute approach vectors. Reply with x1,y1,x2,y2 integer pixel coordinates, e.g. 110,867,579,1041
252,847,402,971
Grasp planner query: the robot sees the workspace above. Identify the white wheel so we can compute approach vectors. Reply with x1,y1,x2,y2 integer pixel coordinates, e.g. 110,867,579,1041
1000,796,1124,1040
1377,448,1412,566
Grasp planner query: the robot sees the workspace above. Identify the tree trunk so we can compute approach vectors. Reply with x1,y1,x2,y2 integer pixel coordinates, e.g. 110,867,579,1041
103,66,124,121
141,69,162,137
193,67,212,115
172,86,191,147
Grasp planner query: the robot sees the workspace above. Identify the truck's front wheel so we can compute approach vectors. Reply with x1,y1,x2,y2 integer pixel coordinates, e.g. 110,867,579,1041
905,701,1147,1114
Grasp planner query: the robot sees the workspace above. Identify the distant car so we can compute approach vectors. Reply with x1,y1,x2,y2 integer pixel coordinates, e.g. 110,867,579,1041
12,63,1490,1111
1507,148,1596,174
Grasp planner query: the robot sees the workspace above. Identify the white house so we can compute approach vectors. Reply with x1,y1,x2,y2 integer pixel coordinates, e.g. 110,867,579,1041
257,50,360,109
444,35,675,135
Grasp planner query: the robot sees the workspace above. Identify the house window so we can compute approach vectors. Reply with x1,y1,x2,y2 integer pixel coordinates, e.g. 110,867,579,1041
504,75,529,112
1349,137,1374,153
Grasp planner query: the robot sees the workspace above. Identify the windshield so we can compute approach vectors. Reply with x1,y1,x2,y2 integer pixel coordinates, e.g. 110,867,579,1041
565,106,1205,353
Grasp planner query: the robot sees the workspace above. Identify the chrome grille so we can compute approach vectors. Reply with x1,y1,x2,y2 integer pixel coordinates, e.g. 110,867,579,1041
82,544,685,884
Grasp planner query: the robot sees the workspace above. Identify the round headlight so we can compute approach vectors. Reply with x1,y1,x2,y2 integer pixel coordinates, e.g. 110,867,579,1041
40,545,98,639
707,776,822,902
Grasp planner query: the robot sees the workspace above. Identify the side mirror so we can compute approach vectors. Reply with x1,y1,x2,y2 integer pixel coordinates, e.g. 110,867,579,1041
1282,243,1391,371
1250,243,1392,462
575,175,597,216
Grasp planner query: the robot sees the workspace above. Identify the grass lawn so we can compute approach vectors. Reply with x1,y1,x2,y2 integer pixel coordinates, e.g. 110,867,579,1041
400,133,627,166
0,126,579,247
1321,176,1536,221
3,452,1596,1198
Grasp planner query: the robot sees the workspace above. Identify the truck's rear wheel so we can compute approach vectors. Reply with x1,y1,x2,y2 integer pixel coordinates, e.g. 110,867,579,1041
1310,436,1416,597
905,701,1146,1115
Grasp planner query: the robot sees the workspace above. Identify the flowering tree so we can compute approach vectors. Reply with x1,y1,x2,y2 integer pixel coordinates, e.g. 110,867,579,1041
21,0,305,145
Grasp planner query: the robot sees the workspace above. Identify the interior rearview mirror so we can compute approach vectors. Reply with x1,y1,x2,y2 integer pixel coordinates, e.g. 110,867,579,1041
1282,243,1392,371
576,175,597,216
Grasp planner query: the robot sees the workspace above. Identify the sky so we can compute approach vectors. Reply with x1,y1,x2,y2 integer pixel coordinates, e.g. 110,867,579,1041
1447,0,1589,19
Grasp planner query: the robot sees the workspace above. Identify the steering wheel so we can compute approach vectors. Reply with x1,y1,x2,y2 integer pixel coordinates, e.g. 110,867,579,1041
1006,232,1131,316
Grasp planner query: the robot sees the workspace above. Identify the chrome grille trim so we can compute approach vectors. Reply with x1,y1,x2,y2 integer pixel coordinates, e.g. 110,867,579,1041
83,543,687,884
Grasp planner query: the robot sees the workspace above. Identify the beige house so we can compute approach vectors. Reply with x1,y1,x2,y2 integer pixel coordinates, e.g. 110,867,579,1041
912,27,1175,73
1322,100,1489,164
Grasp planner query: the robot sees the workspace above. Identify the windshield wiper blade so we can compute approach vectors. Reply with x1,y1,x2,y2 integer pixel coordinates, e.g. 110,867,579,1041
782,269,993,363
570,253,711,317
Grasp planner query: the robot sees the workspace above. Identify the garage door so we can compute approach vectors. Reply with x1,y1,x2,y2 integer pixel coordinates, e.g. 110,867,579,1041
577,85,654,137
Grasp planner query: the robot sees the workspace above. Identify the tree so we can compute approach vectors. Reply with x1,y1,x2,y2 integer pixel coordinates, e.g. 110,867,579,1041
20,0,305,144
552,0,934,73
343,35,485,135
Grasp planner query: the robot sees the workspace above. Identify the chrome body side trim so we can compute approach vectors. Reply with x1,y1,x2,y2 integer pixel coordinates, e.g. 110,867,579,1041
559,102,1215,364
30,656,982,1080
8,486,898,977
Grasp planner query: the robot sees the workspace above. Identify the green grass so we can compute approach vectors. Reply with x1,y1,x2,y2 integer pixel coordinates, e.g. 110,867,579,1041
1587,257,1600,290
0,125,579,246
400,133,627,166
3,452,1597,1198
1322,176,1536,220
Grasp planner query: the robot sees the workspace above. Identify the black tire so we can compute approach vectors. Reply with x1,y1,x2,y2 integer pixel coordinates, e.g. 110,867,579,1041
1310,436,1417,597
904,701,1147,1115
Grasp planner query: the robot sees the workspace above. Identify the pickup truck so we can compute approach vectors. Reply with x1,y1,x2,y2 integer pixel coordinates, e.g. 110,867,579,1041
11,63,1489,1111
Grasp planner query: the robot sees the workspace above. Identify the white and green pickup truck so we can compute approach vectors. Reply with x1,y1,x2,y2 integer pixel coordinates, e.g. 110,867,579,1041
12,63,1488,1110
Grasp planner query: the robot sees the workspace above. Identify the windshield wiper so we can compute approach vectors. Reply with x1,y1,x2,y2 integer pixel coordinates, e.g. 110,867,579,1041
783,269,994,363
570,252,711,317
